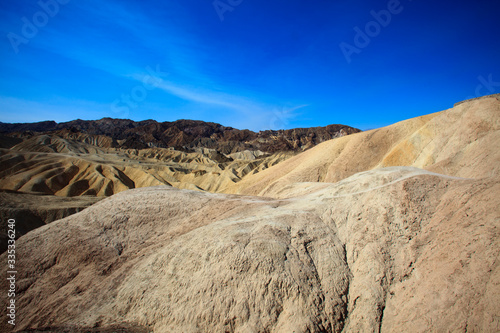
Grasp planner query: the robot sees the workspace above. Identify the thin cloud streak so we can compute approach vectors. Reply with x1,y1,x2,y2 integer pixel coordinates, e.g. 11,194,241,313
18,1,297,130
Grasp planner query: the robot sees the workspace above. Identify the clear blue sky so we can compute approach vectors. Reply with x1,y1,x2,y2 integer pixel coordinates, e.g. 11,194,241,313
1,0,499,131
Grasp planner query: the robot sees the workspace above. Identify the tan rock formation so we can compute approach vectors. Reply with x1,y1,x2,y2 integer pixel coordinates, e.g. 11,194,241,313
1,166,498,332
0,191,101,253
227,95,500,197
0,145,293,197
0,95,498,332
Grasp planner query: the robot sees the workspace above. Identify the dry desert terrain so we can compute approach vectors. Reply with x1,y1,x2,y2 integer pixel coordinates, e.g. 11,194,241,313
1,94,499,332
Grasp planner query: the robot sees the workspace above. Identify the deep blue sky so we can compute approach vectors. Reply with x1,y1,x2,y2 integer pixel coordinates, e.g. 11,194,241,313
0,0,499,131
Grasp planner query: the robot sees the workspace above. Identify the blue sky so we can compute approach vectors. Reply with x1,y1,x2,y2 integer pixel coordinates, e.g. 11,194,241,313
0,0,499,131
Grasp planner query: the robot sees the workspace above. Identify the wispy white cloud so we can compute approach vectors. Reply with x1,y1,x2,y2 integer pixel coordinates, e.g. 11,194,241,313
1,0,310,131
155,79,260,112
158,80,276,129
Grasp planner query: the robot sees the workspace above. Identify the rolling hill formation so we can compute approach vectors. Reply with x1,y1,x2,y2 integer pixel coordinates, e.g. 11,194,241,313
0,94,499,332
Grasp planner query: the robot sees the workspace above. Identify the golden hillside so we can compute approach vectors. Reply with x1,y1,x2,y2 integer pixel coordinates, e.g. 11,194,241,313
228,95,500,197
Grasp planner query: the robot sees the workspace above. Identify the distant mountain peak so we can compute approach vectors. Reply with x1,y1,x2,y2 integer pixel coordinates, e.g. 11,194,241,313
0,118,361,154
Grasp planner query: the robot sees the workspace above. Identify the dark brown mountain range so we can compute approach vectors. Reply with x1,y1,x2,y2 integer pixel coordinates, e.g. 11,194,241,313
0,118,360,153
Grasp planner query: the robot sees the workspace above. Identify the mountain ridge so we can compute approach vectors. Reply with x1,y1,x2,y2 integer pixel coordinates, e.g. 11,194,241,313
0,118,361,153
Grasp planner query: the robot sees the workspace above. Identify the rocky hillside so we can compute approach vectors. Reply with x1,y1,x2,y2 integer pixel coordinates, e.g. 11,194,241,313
0,137,292,251
0,119,358,252
0,118,360,153
0,191,100,253
228,94,500,197
1,168,498,332
0,96,498,332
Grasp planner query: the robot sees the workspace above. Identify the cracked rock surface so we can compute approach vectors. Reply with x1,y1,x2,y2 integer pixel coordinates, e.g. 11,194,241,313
1,166,498,332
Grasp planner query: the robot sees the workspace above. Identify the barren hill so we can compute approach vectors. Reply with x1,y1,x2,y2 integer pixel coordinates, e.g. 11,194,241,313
0,120,357,252
0,118,360,196
1,166,498,332
0,140,291,251
227,95,500,197
0,142,291,197
0,96,499,332
0,191,100,253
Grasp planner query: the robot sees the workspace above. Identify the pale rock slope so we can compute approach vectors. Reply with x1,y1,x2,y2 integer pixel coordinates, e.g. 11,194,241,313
227,95,500,197
0,129,292,253
1,167,498,332
0,191,100,253
0,96,499,332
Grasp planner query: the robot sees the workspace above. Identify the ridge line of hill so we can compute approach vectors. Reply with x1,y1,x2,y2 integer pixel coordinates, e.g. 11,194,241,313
0,118,361,153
